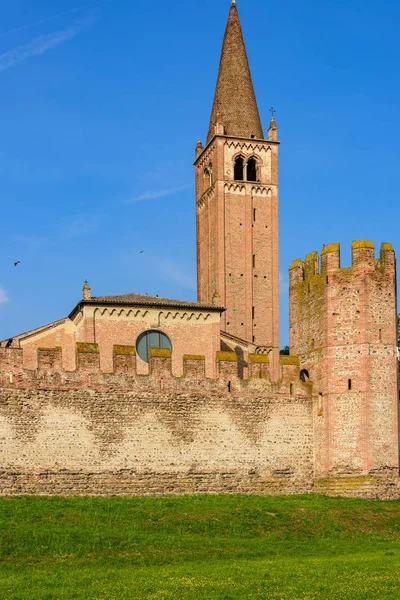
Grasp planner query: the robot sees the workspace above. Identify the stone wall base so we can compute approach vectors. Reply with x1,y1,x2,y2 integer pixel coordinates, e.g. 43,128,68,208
1,472,399,499
313,476,400,500
0,471,312,497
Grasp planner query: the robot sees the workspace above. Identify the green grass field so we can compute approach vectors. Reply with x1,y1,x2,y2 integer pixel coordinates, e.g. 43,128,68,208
0,494,399,599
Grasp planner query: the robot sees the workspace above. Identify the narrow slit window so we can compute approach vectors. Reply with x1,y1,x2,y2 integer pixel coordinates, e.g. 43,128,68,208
234,156,244,181
348,379,352,390
252,306,255,319
247,157,257,182
253,208,256,221
208,162,213,186
203,168,212,190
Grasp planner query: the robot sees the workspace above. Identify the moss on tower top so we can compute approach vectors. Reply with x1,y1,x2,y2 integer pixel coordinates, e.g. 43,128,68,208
217,351,237,362
289,258,302,271
114,345,136,356
249,354,270,363
305,251,318,262
184,354,206,361
381,242,394,252
352,240,374,250
280,356,300,366
322,243,340,255
77,342,99,354
150,348,171,358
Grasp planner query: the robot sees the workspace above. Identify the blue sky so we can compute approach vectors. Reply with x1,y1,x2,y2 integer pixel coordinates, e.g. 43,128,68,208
0,0,399,346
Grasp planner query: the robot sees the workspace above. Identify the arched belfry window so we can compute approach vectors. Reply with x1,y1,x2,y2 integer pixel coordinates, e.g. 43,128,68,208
247,157,257,182
234,156,244,181
136,330,172,363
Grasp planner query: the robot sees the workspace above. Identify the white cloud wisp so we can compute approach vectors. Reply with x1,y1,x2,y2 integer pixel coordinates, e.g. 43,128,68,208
0,18,95,73
126,185,191,204
0,287,9,305
0,1,109,39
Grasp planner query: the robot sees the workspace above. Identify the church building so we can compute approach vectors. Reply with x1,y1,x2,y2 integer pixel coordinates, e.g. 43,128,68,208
1,0,281,380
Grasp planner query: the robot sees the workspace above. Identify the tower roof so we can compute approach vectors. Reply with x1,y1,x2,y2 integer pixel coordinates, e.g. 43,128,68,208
207,1,264,144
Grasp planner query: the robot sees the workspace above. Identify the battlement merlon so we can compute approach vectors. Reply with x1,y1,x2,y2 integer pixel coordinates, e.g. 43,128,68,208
0,344,310,398
289,241,395,283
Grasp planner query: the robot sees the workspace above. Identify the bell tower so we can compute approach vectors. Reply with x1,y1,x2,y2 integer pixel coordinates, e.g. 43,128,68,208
195,0,280,371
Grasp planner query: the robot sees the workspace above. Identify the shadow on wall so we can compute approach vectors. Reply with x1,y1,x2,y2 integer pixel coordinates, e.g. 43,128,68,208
235,345,247,379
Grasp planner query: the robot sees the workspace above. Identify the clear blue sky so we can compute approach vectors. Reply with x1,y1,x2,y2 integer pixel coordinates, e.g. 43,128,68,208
1,0,399,346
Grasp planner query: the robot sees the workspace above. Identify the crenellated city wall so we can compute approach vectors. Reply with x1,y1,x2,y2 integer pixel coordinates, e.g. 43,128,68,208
0,345,317,496
0,240,398,499
0,336,399,498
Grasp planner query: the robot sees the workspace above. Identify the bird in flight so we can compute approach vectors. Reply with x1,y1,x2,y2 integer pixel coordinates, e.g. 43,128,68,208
14,261,20,267
139,250,144,254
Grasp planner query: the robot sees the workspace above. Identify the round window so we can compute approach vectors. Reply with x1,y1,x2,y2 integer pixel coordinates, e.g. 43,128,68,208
136,330,172,363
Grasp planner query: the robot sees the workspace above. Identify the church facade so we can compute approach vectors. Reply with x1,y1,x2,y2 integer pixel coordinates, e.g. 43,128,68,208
0,1,399,498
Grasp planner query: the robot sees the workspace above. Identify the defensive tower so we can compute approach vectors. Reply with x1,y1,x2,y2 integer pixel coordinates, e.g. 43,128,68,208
289,241,399,480
195,1,280,375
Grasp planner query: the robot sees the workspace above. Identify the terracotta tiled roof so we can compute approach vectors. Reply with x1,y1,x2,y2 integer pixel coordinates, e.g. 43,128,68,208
207,2,264,144
73,292,223,312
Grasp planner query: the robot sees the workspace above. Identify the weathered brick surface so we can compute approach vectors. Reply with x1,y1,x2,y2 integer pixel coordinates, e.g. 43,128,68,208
196,137,280,376
0,6,399,502
290,242,399,482
196,2,280,374
3,307,222,379
0,356,314,496
0,346,397,498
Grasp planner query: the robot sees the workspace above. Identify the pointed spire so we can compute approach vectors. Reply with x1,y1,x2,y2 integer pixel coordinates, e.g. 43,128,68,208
207,1,264,144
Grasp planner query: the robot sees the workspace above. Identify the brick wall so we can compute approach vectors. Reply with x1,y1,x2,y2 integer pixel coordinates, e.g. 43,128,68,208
195,136,280,358
289,241,399,480
0,350,315,496
8,306,222,379
0,344,399,498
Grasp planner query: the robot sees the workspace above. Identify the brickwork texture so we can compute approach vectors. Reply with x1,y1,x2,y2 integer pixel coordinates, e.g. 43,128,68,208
0,2,399,499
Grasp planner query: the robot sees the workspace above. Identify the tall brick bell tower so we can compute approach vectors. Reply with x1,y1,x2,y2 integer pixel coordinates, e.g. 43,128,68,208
195,0,280,377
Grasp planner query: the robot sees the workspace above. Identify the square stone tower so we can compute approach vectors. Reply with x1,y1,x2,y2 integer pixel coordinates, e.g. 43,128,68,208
289,242,399,479
195,1,280,375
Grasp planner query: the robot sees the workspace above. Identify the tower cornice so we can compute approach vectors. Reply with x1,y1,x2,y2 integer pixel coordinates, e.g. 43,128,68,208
194,134,280,165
